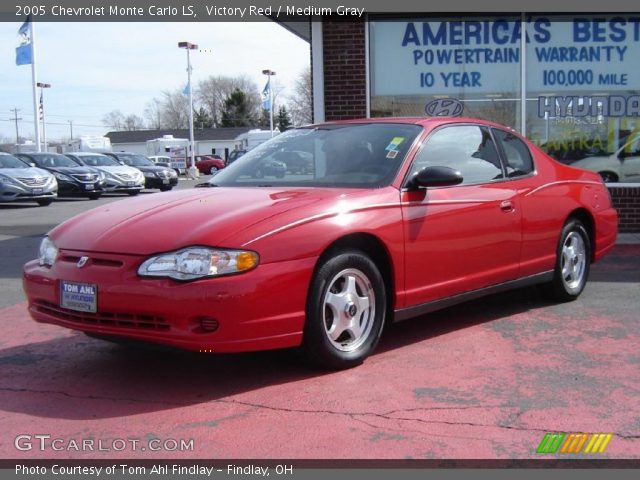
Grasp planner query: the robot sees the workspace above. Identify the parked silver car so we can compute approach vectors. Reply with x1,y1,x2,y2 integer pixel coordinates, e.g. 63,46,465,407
65,152,145,195
0,152,57,206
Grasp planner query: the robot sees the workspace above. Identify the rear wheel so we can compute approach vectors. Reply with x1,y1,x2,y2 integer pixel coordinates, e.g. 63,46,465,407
546,219,591,302
36,199,53,206
208,166,218,175
302,251,386,369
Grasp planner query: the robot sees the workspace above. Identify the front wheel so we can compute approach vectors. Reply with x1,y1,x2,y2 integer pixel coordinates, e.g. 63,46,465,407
546,219,591,302
302,251,386,369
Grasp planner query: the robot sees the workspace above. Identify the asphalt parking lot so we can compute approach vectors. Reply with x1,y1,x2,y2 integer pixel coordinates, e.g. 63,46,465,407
1,180,639,459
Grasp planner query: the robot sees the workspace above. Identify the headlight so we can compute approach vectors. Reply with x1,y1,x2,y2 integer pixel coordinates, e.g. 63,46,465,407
143,171,155,178
138,247,259,281
38,236,58,267
97,171,106,181
168,170,178,178
54,172,73,181
0,174,12,185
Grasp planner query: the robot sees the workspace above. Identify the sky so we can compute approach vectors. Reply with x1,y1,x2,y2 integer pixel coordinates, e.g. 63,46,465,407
0,21,310,143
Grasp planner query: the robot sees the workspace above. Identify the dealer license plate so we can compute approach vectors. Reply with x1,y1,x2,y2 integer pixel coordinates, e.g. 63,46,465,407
162,179,169,184
32,188,43,195
85,184,94,190
127,181,135,187
60,280,97,313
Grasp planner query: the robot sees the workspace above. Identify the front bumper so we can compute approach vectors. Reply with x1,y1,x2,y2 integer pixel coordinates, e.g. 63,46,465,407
0,182,57,203
57,179,104,197
23,251,315,352
144,176,178,189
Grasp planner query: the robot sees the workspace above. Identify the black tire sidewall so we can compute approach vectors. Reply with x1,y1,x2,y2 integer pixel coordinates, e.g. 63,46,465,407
303,251,386,369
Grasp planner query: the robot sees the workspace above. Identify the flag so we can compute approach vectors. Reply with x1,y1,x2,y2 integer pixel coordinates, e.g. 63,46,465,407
261,80,271,111
16,16,32,66
38,91,43,120
182,83,191,95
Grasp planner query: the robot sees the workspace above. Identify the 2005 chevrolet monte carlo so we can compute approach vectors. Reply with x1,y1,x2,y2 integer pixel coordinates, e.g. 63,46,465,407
23,117,618,369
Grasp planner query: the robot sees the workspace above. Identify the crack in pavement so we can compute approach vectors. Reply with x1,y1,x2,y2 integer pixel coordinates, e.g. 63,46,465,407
2,386,639,441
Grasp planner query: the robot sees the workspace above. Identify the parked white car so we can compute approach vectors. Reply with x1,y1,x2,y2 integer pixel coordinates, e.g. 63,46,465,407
65,152,145,195
0,152,57,206
571,136,640,183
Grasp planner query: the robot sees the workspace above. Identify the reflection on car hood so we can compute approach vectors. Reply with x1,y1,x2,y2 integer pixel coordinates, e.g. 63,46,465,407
48,187,351,255
45,166,97,176
0,167,53,179
91,165,141,176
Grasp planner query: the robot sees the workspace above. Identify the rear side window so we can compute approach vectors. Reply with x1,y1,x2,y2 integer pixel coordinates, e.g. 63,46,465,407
492,129,534,178
409,125,504,185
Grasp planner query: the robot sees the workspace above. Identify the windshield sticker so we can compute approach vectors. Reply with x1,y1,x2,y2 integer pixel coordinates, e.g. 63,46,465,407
385,137,405,151
386,149,399,159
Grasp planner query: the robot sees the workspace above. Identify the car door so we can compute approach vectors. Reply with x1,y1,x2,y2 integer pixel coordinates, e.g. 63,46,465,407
400,124,522,308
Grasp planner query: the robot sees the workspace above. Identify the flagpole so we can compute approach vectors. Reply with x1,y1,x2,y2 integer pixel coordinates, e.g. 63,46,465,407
29,20,40,152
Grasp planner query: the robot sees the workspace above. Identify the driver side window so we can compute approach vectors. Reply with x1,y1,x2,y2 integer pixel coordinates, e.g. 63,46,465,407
410,125,504,185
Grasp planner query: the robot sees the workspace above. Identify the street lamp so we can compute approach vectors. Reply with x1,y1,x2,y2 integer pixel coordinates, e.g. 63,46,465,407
178,41,199,179
36,82,51,152
262,69,276,137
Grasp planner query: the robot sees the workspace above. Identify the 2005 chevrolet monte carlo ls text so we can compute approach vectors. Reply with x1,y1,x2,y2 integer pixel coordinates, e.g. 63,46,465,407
22,117,618,369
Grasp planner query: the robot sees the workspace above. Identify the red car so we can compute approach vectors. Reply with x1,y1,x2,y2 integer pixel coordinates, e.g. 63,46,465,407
23,117,618,369
194,155,225,175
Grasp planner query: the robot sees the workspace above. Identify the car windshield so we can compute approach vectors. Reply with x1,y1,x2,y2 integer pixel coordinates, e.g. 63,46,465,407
211,123,423,188
0,154,29,169
30,153,79,168
77,155,120,167
116,154,154,167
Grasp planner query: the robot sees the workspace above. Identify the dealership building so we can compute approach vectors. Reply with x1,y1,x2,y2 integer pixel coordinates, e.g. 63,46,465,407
280,12,640,231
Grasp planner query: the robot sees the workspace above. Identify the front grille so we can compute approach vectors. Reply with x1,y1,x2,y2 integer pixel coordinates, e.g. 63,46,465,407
17,177,48,186
34,300,170,331
59,255,123,268
71,173,98,182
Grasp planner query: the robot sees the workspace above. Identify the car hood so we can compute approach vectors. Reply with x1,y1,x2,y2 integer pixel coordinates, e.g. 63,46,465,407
49,187,354,255
130,165,169,173
47,166,97,176
92,165,141,175
0,167,52,179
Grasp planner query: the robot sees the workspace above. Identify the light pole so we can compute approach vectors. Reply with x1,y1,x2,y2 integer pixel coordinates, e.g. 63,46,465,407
178,41,199,179
36,82,51,152
262,69,276,137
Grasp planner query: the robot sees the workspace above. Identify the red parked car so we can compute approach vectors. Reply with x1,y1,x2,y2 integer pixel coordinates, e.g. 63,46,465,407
23,117,618,369
194,155,225,175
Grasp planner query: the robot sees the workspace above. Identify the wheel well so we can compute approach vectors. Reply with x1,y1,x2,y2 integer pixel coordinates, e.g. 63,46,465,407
315,233,395,310
568,208,596,262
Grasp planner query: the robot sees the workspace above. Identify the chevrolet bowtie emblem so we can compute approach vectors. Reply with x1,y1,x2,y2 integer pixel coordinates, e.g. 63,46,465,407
77,256,89,268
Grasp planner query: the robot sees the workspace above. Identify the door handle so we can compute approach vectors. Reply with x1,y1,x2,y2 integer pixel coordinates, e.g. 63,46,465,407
500,200,514,212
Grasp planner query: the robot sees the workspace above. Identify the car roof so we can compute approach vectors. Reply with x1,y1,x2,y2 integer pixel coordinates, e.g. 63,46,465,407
68,152,110,156
308,116,510,130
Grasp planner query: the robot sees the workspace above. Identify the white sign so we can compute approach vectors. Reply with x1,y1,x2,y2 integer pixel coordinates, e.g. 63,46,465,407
370,17,640,96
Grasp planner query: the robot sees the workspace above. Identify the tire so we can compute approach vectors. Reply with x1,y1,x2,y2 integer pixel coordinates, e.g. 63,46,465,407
208,166,218,175
127,190,140,196
301,251,386,369
36,199,53,206
88,193,101,200
546,219,591,302
160,186,173,192
598,171,618,183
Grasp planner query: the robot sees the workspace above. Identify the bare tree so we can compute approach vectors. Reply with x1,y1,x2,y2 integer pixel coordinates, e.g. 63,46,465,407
102,110,125,130
122,114,145,131
288,66,312,126
197,75,261,127
144,98,163,129
159,89,190,129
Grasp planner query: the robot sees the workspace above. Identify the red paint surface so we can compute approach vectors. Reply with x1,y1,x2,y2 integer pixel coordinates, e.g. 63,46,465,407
3,246,639,459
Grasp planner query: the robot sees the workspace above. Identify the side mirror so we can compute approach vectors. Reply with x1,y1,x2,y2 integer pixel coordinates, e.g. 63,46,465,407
409,166,463,189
